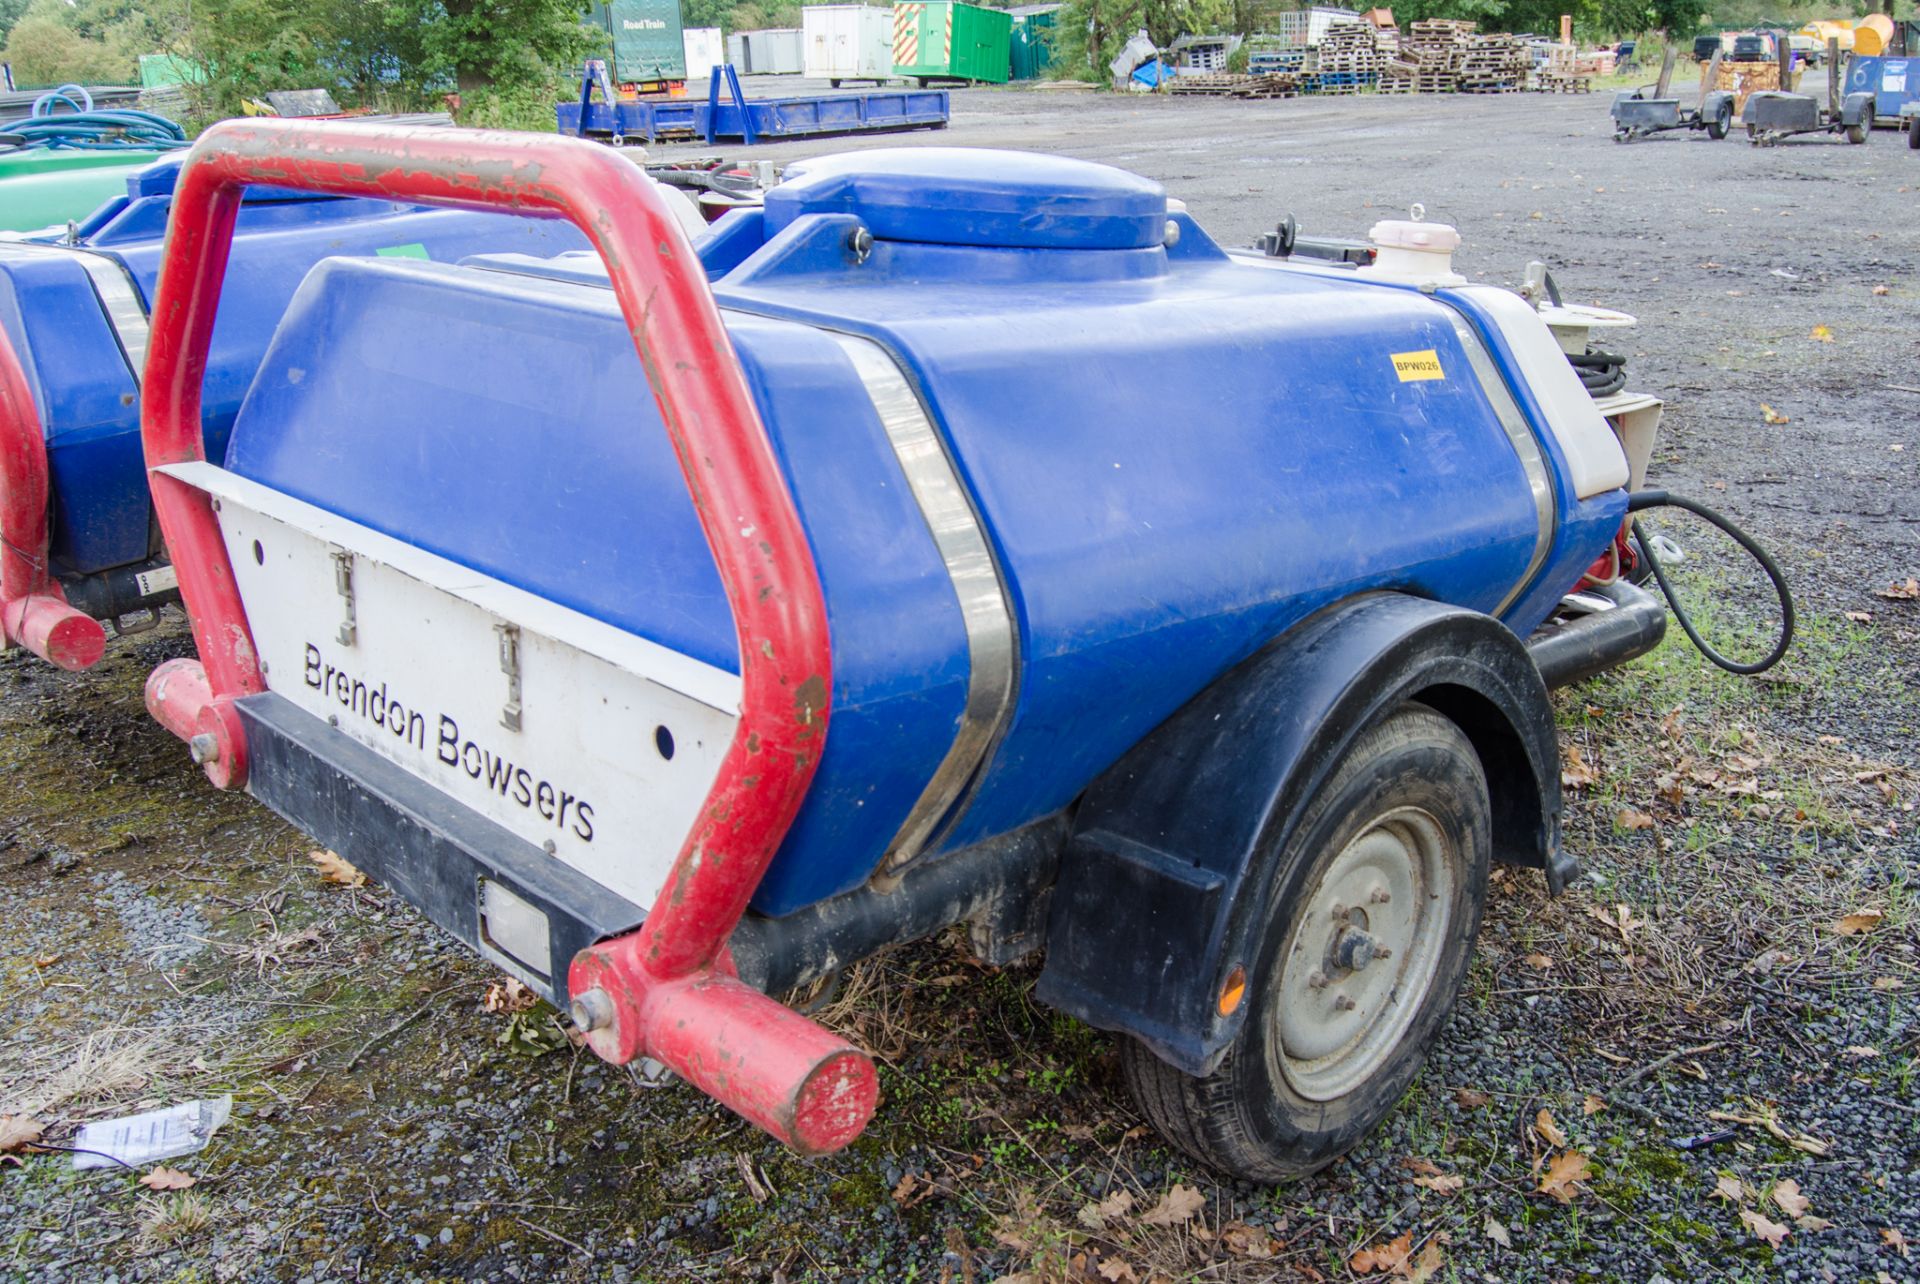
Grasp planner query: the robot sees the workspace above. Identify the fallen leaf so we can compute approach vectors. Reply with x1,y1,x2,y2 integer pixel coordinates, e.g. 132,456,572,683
1534,1150,1592,1204
1770,1178,1810,1219
1350,1231,1414,1275
309,849,367,888
1524,953,1553,971
1886,1227,1910,1257
0,1115,44,1153
1872,977,1902,991
32,953,59,968
1581,1095,1607,1116
1761,403,1790,425
1846,611,1874,624
138,1166,197,1191
1741,1208,1789,1248
1712,1175,1750,1202
1535,1109,1569,1149
1874,578,1918,601
1484,1217,1511,1249
482,977,539,1015
1139,1183,1205,1227
1076,1188,1133,1230
1406,1238,1444,1284
1809,324,1833,342
1844,1045,1880,1059
1836,910,1884,936
1873,284,1890,295
1561,745,1598,789
1616,809,1656,831
1796,1214,1833,1232
1096,1257,1138,1282
1219,1221,1278,1260
1402,1156,1444,1177
1412,1173,1464,1196
1587,902,1645,943
1453,1087,1490,1110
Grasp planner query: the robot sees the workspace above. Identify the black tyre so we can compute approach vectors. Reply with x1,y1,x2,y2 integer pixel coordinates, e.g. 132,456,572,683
1121,704,1491,1183
1844,111,1870,145
1706,102,1731,139
1909,114,1920,148
830,78,842,88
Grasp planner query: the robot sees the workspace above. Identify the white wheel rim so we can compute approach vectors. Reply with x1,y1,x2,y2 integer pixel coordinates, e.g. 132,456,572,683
1270,806,1458,1102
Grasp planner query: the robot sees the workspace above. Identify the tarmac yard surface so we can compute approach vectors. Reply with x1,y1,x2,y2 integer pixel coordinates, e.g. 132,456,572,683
3,84,1917,1282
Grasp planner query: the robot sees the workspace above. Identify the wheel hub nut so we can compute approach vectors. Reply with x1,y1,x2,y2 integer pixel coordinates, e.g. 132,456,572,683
1332,928,1378,973
569,987,615,1033
1334,994,1357,1011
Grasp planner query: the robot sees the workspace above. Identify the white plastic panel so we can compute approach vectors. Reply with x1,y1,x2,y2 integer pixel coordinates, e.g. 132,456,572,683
1454,286,1630,499
160,461,738,912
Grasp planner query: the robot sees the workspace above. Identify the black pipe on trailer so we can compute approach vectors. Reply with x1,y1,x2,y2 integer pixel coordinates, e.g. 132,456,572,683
1526,580,1669,689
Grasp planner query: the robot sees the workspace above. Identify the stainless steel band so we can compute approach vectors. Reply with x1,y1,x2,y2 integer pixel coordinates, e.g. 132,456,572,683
830,333,1019,880
0,242,151,378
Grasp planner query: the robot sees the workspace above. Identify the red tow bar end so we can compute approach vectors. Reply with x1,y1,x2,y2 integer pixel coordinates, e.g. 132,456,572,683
1,593,106,671
145,658,249,789
569,942,879,1155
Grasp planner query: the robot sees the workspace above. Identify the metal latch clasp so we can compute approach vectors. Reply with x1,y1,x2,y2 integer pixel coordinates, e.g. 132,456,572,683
330,547,357,646
496,622,523,732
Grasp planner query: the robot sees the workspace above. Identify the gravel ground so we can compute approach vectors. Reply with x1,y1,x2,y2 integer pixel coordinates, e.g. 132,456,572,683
2,81,1916,1283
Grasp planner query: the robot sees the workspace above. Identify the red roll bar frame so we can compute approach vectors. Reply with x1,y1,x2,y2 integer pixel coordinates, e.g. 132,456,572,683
140,119,874,1154
0,325,108,671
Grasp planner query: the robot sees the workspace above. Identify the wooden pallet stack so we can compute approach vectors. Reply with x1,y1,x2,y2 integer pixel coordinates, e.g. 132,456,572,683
1457,33,1528,92
1536,44,1596,92
1164,72,1301,98
1314,21,1384,93
1401,18,1475,92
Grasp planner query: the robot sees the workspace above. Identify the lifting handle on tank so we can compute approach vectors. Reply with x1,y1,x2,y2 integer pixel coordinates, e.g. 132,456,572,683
0,324,108,672
137,119,874,1154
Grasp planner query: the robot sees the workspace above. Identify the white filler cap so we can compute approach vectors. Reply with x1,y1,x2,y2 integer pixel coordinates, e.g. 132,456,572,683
1358,204,1467,287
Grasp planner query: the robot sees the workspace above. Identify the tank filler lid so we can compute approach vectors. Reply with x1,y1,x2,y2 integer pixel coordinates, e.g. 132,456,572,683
762,147,1169,251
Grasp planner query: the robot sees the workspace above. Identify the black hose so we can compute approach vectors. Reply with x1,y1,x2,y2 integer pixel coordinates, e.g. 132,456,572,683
1626,489,1794,674
1569,347,1627,397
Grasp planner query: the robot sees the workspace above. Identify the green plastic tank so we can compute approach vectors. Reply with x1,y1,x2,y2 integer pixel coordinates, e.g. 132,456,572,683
891,1,1011,84
0,150,167,234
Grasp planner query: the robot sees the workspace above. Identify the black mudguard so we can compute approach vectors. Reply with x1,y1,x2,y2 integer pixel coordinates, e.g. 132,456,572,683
1036,593,1566,1076
1840,92,1875,127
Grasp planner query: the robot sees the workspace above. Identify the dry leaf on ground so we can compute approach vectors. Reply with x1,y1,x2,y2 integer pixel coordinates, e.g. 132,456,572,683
1761,403,1790,425
1139,1184,1205,1227
1810,325,1834,342
1484,1217,1511,1249
1836,910,1884,936
1770,1179,1810,1218
1712,1175,1751,1202
139,1166,197,1191
0,1115,43,1153
1453,1087,1490,1110
1535,1109,1569,1148
482,977,539,1015
309,849,367,887
1413,1173,1464,1195
1524,953,1553,971
1076,1189,1133,1231
1561,746,1598,789
1219,1222,1278,1260
1581,1095,1607,1116
1350,1232,1413,1276
1885,1227,1910,1257
1535,1150,1592,1204
1741,1208,1790,1248
1095,1257,1137,1282
1796,1215,1833,1233
1616,810,1655,831
1874,578,1918,601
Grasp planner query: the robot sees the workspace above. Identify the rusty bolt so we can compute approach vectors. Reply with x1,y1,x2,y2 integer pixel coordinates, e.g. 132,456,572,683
1331,902,1347,921
188,733,219,766
569,987,615,1034
1334,994,1357,1011
1374,946,1393,960
1370,886,1391,904
1307,969,1328,990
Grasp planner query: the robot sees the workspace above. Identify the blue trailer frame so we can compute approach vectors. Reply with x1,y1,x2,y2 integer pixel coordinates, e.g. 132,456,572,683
1845,55,1919,127
557,75,947,143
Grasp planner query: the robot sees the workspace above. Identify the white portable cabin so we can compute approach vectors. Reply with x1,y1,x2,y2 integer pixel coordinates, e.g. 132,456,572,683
683,27,724,82
740,27,805,74
802,5,895,84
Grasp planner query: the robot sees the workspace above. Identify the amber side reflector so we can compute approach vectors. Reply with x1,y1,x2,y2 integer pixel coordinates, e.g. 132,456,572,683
1218,965,1247,1017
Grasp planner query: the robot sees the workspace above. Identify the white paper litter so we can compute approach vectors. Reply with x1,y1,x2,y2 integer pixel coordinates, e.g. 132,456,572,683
71,1095,232,1170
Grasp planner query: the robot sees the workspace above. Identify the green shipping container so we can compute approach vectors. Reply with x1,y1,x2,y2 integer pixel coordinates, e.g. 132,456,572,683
0,150,166,234
1009,9,1058,80
590,0,687,85
891,2,1011,85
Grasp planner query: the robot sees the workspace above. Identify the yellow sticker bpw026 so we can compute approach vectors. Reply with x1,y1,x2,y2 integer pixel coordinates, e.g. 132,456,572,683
1391,349,1445,382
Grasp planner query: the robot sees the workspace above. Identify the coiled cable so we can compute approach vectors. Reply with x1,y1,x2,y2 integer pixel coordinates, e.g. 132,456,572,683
0,85,186,153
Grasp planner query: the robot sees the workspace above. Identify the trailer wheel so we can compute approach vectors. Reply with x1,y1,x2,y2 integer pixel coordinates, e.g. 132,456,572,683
1844,116,1870,144
1120,704,1490,1183
1706,100,1732,139
1909,114,1920,148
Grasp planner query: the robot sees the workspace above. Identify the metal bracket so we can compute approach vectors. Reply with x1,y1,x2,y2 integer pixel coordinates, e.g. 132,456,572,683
330,547,356,646
495,621,523,732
